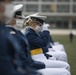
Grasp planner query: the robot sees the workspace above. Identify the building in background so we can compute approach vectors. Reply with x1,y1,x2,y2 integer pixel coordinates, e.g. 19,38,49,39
13,0,76,29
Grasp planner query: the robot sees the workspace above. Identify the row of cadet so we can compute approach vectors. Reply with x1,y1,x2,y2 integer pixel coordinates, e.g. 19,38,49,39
0,0,71,75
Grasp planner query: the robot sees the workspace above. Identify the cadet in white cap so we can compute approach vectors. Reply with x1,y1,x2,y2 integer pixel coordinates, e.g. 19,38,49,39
24,13,68,62
24,14,68,62
24,13,70,71
0,1,28,75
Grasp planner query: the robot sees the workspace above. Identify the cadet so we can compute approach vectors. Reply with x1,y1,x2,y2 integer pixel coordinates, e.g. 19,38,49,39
69,31,74,43
0,0,41,75
0,0,25,75
24,14,68,62
24,14,70,71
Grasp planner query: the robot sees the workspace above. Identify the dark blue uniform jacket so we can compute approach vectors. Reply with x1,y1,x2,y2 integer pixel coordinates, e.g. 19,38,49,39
24,28,50,53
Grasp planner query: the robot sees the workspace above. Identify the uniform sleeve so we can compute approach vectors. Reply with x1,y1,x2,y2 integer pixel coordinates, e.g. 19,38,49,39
49,35,54,45
26,31,50,48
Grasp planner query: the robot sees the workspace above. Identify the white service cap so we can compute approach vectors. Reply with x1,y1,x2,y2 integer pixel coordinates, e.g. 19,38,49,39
25,13,47,20
14,4,23,12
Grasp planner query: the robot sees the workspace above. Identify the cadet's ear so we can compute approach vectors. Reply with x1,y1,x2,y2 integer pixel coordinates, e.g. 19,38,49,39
11,19,16,25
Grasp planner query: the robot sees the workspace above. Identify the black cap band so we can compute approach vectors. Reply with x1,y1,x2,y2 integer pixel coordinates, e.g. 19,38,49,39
14,11,22,18
31,17,44,25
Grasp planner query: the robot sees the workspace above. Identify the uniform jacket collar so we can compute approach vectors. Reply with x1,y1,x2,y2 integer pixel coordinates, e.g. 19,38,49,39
25,27,41,37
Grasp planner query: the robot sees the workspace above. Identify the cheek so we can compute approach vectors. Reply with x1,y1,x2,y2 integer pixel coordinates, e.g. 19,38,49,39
13,21,16,25
31,24,36,28
34,25,36,28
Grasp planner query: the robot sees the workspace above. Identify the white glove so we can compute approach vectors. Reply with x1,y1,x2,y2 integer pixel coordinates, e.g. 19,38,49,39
42,23,50,31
